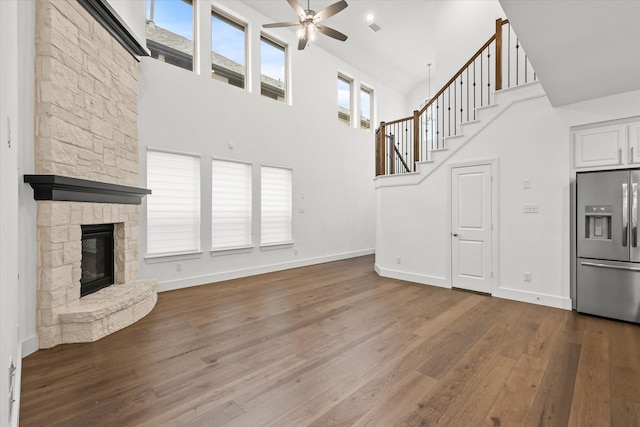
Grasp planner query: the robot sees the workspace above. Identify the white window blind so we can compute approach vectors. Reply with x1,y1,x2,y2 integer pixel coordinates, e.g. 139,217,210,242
261,165,292,245
212,159,252,250
147,150,201,255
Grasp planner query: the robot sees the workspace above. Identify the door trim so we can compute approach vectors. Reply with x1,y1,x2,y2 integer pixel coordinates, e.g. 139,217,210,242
447,158,499,295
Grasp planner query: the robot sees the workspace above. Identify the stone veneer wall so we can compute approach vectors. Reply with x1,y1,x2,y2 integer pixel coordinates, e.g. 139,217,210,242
35,0,139,185
34,0,156,348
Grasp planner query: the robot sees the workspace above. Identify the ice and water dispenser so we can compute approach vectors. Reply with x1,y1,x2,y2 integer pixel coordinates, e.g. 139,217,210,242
584,205,611,240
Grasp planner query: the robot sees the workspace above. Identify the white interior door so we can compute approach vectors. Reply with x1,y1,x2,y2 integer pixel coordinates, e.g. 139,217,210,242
451,164,492,293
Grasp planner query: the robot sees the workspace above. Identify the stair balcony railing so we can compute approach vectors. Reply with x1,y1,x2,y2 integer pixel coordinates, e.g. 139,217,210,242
376,18,537,176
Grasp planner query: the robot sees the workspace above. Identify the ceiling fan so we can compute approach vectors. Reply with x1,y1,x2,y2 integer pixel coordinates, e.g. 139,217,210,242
263,0,349,50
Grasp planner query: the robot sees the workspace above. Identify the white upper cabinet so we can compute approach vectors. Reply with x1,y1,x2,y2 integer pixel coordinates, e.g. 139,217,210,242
572,121,640,170
629,122,640,165
573,124,627,168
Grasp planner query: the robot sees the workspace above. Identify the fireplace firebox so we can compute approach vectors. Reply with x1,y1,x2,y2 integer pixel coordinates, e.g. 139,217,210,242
81,224,115,297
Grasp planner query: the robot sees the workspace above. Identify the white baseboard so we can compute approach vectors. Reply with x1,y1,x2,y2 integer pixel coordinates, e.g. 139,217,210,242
374,264,451,289
493,286,572,310
21,334,39,357
157,249,375,292
375,265,572,311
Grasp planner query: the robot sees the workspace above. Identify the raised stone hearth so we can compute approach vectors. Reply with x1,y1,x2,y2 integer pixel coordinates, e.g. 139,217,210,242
32,0,155,348
36,200,156,348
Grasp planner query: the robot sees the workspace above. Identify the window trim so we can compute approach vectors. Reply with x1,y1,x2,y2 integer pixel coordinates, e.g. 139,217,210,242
210,5,249,90
337,72,354,127
145,0,196,72
260,32,289,104
211,157,254,252
359,84,374,131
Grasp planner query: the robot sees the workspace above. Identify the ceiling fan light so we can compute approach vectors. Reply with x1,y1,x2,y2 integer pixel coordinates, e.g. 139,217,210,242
296,26,306,39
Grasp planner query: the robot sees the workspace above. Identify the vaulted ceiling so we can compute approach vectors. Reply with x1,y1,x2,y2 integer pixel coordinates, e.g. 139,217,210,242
246,0,640,106
245,0,505,96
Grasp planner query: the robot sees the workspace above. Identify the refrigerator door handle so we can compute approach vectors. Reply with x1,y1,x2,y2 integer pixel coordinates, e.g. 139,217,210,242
581,261,640,272
633,183,638,247
622,182,628,247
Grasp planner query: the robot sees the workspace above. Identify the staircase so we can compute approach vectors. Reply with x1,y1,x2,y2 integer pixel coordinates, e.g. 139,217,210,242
372,18,577,310
375,19,538,180
375,81,545,188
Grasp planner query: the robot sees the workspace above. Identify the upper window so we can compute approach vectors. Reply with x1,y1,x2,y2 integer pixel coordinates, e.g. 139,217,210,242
360,86,373,131
260,35,287,102
212,159,252,250
145,0,194,71
338,74,352,125
261,165,292,245
146,149,201,255
211,9,247,89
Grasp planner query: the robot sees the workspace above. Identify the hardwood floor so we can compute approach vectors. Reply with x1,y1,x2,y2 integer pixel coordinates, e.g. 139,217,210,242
20,255,640,426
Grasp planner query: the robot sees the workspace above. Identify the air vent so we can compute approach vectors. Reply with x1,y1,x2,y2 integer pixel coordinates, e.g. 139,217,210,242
368,22,382,32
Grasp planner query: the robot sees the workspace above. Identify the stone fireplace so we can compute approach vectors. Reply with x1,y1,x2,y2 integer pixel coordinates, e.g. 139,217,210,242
28,0,157,349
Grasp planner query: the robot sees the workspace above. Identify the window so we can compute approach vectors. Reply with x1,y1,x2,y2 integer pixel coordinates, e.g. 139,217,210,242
360,86,373,130
261,165,292,245
212,159,252,250
338,74,352,125
260,35,287,102
147,150,201,255
145,0,194,71
211,9,247,89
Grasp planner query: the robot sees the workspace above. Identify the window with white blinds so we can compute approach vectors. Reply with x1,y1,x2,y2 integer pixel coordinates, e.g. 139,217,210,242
146,150,201,255
261,165,292,245
212,159,252,250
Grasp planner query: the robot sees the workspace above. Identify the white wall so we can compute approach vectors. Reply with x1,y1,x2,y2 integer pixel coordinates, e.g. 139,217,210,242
106,0,146,43
376,87,640,310
17,0,37,358
1,1,24,425
137,0,406,291
405,0,506,112
555,89,640,128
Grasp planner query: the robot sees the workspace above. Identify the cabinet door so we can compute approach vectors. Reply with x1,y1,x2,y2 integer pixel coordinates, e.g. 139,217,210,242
628,122,640,165
573,124,627,168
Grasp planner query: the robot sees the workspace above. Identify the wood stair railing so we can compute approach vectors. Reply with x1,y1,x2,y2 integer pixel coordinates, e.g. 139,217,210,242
376,18,537,176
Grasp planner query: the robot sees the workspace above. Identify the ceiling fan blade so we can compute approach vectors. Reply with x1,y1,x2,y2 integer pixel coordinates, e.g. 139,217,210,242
298,35,308,50
287,0,306,19
314,0,348,22
316,25,348,41
263,21,301,28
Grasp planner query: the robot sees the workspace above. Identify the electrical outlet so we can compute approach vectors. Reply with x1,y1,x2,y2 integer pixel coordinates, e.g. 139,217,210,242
298,207,305,213
176,264,182,272
524,272,532,282
523,204,539,213
294,249,298,255
396,257,401,265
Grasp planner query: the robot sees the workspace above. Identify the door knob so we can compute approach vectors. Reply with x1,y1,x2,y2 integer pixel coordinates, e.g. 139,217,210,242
452,232,460,237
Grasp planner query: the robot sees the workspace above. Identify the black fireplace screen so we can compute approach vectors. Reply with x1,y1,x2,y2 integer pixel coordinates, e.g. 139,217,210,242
80,224,114,297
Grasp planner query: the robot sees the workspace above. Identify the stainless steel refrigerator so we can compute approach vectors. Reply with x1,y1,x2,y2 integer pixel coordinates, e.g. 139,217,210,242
576,169,640,323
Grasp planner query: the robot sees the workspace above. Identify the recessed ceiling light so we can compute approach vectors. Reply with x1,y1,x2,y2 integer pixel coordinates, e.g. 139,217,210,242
366,14,374,22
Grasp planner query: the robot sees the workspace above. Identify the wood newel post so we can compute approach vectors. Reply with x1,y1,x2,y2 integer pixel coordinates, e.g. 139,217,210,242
413,110,420,170
495,18,503,91
379,121,386,175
